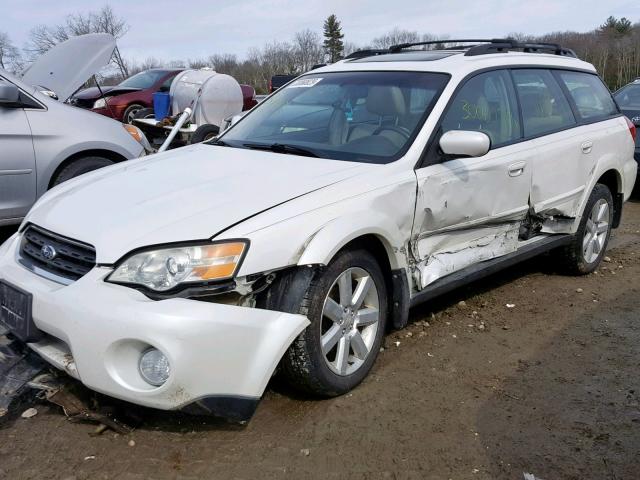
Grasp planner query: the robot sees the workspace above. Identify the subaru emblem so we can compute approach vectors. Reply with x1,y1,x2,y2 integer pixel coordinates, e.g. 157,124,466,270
41,244,57,260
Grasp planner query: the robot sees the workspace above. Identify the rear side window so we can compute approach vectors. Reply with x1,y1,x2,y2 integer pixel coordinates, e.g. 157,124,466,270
557,71,618,120
512,69,576,137
441,70,521,147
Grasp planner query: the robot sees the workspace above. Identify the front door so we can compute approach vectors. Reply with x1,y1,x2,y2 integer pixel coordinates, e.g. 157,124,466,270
412,69,532,289
0,95,36,222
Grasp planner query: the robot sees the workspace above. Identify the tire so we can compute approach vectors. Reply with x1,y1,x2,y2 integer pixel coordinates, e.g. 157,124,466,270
132,108,155,121
280,248,388,397
558,183,614,275
51,156,114,187
190,124,220,144
122,104,145,124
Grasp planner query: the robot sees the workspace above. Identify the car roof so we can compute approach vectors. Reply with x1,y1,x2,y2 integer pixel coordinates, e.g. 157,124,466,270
312,50,596,79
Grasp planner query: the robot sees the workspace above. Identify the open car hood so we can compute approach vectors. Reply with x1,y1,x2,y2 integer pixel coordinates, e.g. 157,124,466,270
21,33,116,102
73,86,141,101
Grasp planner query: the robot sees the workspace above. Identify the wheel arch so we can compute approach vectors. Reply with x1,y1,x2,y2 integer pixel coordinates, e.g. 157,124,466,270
48,149,128,189
595,169,623,228
297,220,412,330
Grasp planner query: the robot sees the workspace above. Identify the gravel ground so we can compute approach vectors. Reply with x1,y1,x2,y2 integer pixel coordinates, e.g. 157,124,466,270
1,201,639,479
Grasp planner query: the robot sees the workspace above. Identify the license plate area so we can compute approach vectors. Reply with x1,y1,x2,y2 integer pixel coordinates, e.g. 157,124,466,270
0,280,41,342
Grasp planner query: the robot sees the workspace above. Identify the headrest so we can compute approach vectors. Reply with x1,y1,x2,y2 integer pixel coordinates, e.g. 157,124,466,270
366,86,407,116
519,91,553,117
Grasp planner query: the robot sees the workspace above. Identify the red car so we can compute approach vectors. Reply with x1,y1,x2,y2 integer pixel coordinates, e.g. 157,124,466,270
72,69,258,123
71,69,182,123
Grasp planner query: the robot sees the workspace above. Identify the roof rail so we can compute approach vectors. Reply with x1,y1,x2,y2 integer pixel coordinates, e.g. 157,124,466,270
344,49,391,60
345,39,577,61
386,38,577,58
388,39,505,53
465,40,576,57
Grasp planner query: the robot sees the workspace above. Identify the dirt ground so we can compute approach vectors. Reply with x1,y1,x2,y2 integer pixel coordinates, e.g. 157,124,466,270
1,201,640,480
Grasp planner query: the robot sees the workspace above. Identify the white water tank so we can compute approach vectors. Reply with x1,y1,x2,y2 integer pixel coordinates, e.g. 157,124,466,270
169,68,243,127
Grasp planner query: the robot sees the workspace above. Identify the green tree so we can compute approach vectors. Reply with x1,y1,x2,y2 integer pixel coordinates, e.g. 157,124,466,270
599,16,632,36
323,14,344,62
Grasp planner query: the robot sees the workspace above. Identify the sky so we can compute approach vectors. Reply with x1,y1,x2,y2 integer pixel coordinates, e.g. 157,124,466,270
2,0,640,62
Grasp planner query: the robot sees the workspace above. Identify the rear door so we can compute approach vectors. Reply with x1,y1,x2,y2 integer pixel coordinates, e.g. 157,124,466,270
412,69,532,289
511,69,585,217
0,84,37,222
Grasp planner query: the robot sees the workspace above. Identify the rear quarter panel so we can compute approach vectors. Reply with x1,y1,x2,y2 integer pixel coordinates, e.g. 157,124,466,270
576,116,636,226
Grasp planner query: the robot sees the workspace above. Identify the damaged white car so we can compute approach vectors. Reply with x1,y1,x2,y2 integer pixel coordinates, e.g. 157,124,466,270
0,39,636,421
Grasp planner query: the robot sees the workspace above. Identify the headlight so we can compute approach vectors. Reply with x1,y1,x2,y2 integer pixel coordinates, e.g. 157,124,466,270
93,98,107,109
107,241,248,292
122,124,152,152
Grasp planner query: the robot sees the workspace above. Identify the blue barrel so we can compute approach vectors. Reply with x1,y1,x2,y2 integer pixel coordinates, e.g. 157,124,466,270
153,92,171,120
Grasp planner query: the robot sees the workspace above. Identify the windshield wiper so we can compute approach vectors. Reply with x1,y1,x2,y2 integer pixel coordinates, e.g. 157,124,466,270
208,139,231,147
242,142,318,157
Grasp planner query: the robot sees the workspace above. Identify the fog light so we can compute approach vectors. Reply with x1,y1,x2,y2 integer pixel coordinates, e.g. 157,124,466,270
139,348,170,386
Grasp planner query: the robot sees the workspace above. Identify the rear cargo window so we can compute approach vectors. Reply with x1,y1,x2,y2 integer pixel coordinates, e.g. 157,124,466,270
557,71,618,121
512,69,576,137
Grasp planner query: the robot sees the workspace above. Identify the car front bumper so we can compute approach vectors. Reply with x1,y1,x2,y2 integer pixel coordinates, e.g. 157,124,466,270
0,233,309,420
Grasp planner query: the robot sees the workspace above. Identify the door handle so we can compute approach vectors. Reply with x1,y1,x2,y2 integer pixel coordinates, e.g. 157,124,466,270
581,141,593,154
508,161,526,177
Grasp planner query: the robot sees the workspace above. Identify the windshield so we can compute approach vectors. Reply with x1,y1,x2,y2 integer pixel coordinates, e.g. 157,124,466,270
614,83,640,109
119,70,167,89
219,71,449,163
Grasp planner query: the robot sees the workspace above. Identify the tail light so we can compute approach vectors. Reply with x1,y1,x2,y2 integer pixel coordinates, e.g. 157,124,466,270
625,116,637,142
268,80,273,93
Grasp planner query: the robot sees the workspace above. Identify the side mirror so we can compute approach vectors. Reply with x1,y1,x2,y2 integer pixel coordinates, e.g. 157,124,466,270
439,130,491,158
221,112,247,132
0,81,20,104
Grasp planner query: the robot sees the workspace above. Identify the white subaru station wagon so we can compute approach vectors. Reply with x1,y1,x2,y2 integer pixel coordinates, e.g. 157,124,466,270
0,39,636,421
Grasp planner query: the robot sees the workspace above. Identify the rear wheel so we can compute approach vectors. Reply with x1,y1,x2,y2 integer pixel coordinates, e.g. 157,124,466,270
558,183,613,274
280,249,387,396
123,104,145,124
132,108,155,121
51,156,114,187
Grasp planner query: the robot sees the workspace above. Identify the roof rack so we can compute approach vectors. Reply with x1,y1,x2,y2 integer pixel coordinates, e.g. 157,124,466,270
344,49,391,60
346,39,577,60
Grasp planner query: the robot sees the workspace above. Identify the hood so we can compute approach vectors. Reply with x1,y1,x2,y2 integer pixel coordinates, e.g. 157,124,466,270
25,145,374,263
72,85,141,101
22,33,116,102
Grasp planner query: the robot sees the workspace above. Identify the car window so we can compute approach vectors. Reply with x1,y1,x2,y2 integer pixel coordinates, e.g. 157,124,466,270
219,71,449,164
159,75,175,92
614,83,640,109
512,69,576,137
441,70,521,147
119,70,168,89
557,71,618,120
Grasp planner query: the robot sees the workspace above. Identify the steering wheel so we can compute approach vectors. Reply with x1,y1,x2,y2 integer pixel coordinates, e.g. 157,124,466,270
373,125,411,139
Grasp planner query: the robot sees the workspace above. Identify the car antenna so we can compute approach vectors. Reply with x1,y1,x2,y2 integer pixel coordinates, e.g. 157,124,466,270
93,74,118,120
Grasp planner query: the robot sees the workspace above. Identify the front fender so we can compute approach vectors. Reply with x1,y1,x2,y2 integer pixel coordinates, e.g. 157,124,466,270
297,212,408,269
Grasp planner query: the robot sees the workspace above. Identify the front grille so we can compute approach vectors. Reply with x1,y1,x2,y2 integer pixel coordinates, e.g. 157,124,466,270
19,225,96,282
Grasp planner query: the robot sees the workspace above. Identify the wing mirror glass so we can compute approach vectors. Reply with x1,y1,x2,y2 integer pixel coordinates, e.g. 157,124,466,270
0,80,20,105
439,130,491,158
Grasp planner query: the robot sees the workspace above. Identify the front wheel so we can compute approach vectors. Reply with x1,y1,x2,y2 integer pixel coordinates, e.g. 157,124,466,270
280,249,387,397
558,183,613,274
51,156,114,187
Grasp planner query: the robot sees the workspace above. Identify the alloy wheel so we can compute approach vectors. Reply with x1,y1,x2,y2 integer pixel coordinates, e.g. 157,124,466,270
320,267,380,376
582,198,610,264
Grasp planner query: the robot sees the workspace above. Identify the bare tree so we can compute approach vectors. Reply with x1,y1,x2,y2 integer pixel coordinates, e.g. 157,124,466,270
371,28,420,49
293,29,324,71
27,5,129,77
0,32,22,72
